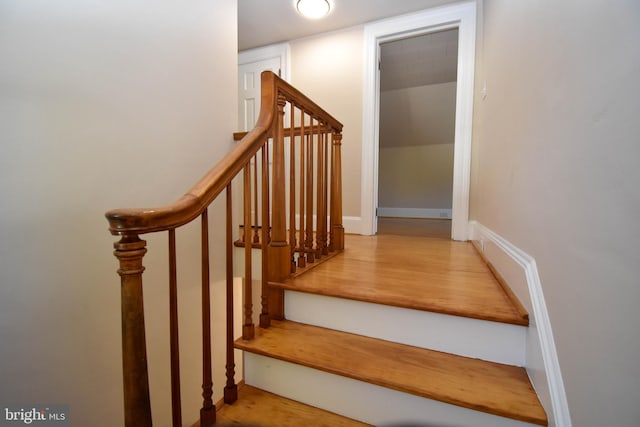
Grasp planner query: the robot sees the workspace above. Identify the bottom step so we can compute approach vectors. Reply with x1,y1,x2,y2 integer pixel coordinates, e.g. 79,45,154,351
236,320,547,426
216,384,370,426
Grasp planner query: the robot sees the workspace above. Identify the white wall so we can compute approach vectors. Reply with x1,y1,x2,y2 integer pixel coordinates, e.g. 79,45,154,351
471,1,640,426
0,1,237,425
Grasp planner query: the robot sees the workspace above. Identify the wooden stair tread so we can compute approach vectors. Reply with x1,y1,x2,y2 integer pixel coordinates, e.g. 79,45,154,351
236,320,547,426
216,384,371,426
271,234,528,325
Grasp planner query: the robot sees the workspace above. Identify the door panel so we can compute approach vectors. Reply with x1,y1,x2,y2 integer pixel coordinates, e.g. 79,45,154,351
238,57,280,131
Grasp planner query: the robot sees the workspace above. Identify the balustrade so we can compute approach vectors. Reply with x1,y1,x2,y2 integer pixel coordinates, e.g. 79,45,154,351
106,71,343,426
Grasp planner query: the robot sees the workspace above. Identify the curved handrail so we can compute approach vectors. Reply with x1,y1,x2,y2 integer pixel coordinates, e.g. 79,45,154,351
105,71,342,236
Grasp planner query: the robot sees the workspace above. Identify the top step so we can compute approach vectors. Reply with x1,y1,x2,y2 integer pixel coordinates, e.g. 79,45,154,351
271,234,528,326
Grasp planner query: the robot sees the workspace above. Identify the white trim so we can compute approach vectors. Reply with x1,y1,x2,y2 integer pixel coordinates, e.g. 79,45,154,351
469,221,573,427
361,2,476,240
342,216,361,235
377,207,451,219
239,42,291,82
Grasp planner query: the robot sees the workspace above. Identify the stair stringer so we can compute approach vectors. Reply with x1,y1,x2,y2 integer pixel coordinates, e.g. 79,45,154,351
284,290,526,366
244,352,542,427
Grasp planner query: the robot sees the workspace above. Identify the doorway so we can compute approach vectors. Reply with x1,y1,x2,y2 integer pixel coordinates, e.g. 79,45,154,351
238,43,290,131
377,29,458,239
361,2,477,241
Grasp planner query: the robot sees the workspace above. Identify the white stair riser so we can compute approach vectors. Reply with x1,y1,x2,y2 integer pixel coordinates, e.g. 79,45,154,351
244,353,540,427
285,290,527,366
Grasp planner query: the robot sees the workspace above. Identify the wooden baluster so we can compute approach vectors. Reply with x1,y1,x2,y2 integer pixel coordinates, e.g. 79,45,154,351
329,130,334,252
316,124,325,259
200,209,215,426
265,141,271,245
322,129,330,255
253,154,259,245
289,102,296,273
267,93,289,319
224,184,238,403
114,235,152,427
305,119,315,263
260,144,271,327
331,131,345,251
168,229,182,427
271,94,288,252
298,110,306,268
243,164,255,339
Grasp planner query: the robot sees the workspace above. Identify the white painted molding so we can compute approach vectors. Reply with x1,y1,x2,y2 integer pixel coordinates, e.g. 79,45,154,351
377,207,451,219
342,216,362,235
469,221,573,427
361,2,476,239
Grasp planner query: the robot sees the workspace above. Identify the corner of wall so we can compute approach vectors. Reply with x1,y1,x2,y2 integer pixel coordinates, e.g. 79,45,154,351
468,220,572,427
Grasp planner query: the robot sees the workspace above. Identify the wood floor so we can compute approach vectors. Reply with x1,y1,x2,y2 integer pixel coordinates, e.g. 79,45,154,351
236,320,547,426
273,233,528,325
215,384,371,427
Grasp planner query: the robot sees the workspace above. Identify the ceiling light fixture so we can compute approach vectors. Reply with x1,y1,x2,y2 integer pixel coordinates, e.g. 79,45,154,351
296,0,331,19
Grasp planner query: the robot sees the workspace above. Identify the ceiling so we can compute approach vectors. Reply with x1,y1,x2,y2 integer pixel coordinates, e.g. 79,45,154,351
238,0,461,51
380,28,458,91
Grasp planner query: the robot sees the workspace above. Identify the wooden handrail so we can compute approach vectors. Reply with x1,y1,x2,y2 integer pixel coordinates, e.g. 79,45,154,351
106,71,344,427
106,72,341,235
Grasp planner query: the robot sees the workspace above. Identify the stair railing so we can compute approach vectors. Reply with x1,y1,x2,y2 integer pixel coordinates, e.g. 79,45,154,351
105,71,343,427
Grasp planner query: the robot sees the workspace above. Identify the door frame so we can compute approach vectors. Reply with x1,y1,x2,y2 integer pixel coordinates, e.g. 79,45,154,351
361,1,476,240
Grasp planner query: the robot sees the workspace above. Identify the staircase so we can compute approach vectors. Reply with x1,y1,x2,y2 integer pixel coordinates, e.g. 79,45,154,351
105,71,547,427
231,234,547,427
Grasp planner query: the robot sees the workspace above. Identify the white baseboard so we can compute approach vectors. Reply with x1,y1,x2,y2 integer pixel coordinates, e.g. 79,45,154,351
469,221,572,427
342,215,361,234
377,207,452,219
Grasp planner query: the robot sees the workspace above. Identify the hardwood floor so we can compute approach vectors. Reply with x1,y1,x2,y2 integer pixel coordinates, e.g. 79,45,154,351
272,233,528,325
215,384,371,426
236,320,547,426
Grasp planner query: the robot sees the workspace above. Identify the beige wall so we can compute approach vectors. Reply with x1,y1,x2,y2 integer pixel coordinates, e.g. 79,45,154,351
289,27,364,217
380,82,457,147
0,1,237,425
379,144,454,210
379,82,456,211
471,1,640,426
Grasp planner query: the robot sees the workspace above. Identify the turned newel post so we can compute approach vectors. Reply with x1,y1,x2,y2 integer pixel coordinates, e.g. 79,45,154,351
114,234,152,427
331,131,345,251
267,93,290,319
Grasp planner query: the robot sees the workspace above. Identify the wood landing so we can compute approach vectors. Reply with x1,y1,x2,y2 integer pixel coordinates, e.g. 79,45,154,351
271,234,528,326
236,320,547,426
216,384,371,427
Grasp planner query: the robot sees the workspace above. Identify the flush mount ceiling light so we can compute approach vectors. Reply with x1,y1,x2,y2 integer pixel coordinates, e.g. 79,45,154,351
296,0,331,19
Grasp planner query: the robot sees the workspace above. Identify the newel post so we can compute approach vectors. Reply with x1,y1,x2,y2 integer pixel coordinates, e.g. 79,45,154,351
331,131,345,251
267,93,290,320
113,234,153,427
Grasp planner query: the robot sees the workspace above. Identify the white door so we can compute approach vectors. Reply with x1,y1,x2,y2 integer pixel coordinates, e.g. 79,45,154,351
238,57,281,131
